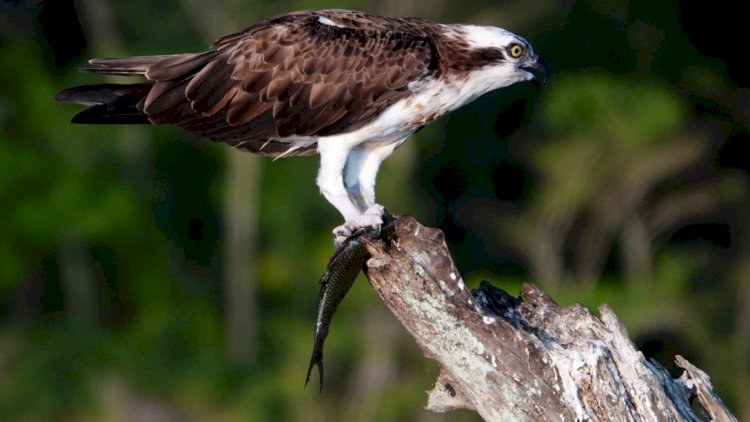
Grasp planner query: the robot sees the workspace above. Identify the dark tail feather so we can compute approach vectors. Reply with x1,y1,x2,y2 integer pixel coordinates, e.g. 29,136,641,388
55,83,152,124
82,52,217,79
67,104,148,124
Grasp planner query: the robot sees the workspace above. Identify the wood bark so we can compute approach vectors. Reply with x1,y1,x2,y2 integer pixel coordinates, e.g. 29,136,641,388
362,216,737,422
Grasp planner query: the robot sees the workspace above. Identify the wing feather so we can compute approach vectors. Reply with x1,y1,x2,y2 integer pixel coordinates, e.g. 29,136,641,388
145,51,218,80
77,10,441,157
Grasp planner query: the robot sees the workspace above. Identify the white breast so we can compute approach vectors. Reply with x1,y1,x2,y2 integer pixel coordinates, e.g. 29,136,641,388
272,63,521,154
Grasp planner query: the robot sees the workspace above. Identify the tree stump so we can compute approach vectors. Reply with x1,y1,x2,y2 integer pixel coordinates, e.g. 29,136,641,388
362,216,737,422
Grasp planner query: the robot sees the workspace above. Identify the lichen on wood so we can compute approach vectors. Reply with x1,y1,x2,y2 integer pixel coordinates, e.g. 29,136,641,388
362,216,737,422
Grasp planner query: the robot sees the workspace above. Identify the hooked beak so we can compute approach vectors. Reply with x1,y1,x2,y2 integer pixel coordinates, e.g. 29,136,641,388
521,57,549,87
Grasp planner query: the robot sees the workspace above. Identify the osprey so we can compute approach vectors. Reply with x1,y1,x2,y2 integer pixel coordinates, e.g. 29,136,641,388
56,9,547,243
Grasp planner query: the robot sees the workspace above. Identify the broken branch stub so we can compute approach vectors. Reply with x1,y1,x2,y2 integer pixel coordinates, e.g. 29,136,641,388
362,216,737,422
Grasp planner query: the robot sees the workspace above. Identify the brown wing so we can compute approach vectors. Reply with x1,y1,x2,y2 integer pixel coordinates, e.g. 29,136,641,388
111,10,441,157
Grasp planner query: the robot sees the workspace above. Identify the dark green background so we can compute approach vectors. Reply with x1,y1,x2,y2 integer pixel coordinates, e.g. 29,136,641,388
1,0,747,420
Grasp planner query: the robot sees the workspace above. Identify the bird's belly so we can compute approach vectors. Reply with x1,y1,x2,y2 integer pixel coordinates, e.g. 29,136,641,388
270,83,463,154
353,96,454,143
381,81,464,132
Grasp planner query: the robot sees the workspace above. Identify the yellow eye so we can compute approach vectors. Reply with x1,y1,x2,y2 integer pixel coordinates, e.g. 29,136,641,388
509,44,524,58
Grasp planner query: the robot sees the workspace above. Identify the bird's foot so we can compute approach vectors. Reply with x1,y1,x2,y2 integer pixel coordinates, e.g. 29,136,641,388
333,205,387,247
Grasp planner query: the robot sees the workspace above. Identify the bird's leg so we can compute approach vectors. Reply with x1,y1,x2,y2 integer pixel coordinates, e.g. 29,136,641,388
353,140,402,212
339,141,402,243
317,142,363,245
343,146,370,213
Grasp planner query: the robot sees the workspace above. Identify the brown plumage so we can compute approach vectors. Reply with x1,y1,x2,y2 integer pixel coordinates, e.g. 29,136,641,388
56,10,448,157
57,9,547,240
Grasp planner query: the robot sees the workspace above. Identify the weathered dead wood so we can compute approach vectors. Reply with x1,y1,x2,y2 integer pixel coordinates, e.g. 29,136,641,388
362,216,737,422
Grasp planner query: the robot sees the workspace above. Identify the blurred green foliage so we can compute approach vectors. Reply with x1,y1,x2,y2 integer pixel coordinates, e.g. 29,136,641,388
541,74,683,145
1,0,748,421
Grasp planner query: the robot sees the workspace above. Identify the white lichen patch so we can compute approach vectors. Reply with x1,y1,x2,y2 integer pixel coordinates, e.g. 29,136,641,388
526,386,541,398
437,279,455,297
449,272,457,280
546,345,590,421
482,316,495,325
601,313,663,420
399,278,492,391
413,263,427,278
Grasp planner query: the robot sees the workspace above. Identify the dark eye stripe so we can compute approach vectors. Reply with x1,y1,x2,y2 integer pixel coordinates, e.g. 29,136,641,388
475,47,505,64
446,47,505,71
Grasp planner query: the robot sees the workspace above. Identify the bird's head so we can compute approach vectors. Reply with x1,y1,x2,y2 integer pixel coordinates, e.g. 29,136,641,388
452,25,548,89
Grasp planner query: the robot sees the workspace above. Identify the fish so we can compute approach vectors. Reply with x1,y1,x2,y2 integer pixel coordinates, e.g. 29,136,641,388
305,213,397,391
